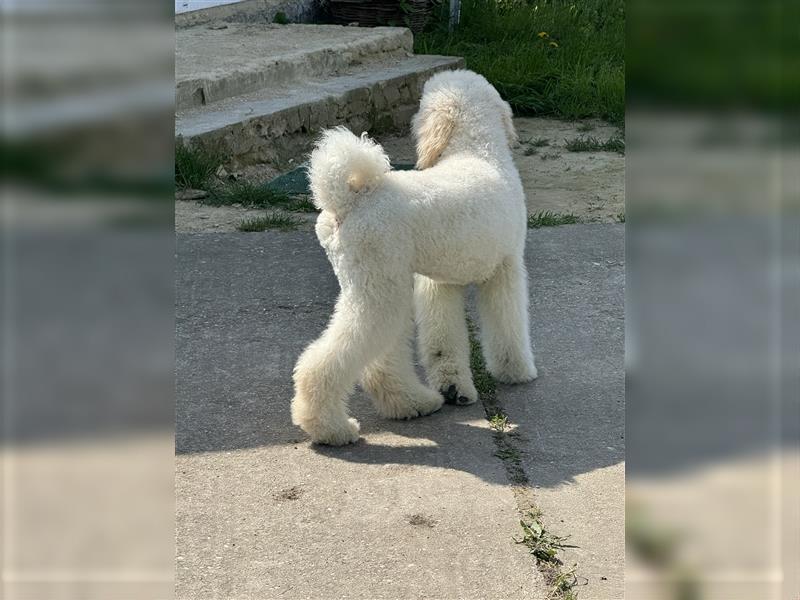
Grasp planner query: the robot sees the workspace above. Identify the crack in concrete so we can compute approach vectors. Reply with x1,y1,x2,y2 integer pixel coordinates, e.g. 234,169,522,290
468,320,582,599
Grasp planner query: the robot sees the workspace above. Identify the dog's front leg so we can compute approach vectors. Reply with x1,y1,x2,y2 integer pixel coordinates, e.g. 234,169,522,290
414,275,478,405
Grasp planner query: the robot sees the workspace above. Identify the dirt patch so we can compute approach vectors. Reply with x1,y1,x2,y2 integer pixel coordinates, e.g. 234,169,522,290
174,117,624,232
406,513,437,527
513,118,624,223
273,486,304,502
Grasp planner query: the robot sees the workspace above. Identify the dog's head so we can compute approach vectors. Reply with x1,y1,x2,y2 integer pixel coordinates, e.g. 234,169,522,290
412,70,517,169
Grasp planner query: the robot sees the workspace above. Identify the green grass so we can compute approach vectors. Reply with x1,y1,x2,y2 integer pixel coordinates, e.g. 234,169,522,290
207,180,296,208
467,321,498,405
175,144,222,190
287,196,318,213
237,212,301,232
488,413,509,432
528,211,580,228
494,446,522,463
522,137,551,156
564,135,625,154
415,0,624,124
209,181,317,212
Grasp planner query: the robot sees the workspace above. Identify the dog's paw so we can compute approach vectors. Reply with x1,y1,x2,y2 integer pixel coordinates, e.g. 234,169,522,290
411,388,446,417
490,360,538,384
293,406,361,446
426,362,479,406
308,417,361,446
376,387,444,420
440,383,478,406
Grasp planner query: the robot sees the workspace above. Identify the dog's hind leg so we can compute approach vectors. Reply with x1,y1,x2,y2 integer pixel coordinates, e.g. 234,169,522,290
360,316,444,420
292,277,412,445
414,275,478,405
476,256,538,383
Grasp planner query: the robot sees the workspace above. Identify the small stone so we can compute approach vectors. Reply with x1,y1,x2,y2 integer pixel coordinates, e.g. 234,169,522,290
216,165,229,179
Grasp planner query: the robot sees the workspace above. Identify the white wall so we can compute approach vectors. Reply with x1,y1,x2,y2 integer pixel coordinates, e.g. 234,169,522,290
175,0,245,14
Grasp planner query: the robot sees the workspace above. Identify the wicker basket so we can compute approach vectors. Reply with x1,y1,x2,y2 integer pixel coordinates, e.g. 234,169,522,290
329,0,433,34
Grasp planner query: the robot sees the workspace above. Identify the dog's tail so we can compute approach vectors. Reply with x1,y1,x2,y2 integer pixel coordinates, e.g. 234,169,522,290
308,127,390,216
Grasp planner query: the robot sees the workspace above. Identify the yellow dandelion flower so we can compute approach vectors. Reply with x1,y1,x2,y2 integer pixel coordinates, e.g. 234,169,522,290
549,41,559,48
537,31,549,38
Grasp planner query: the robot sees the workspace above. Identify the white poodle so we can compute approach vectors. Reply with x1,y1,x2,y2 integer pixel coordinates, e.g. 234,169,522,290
291,69,538,445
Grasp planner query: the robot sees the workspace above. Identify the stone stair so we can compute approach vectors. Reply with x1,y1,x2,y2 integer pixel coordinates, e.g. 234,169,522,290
175,23,463,169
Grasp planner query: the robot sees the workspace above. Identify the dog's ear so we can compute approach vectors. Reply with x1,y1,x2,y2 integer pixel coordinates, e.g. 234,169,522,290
413,98,458,170
501,101,518,146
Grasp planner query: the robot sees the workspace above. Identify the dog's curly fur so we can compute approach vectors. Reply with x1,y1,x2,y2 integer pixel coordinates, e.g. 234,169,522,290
291,70,538,445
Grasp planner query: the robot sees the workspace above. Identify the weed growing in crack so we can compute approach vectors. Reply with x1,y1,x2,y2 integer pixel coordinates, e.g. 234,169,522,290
469,319,584,599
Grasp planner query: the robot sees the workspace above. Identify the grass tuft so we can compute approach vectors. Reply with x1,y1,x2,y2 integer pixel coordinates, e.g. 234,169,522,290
523,137,551,156
564,135,625,154
237,212,301,232
287,196,318,213
175,144,222,190
528,211,580,228
576,122,596,132
488,413,509,432
616,211,626,223
206,181,295,208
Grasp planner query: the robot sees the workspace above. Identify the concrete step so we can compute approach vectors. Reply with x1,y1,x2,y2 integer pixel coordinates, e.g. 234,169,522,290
176,53,464,169
176,24,413,110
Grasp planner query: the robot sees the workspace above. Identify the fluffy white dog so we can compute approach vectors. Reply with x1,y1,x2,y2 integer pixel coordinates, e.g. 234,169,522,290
291,69,538,445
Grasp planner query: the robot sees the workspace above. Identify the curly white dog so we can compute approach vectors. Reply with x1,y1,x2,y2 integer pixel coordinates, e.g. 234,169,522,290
291,69,538,445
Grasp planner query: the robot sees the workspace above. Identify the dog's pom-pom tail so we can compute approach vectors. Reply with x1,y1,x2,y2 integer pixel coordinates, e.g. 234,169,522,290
307,127,390,216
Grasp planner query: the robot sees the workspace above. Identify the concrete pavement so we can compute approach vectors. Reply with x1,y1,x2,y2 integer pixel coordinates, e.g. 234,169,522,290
176,225,624,599
499,225,625,599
